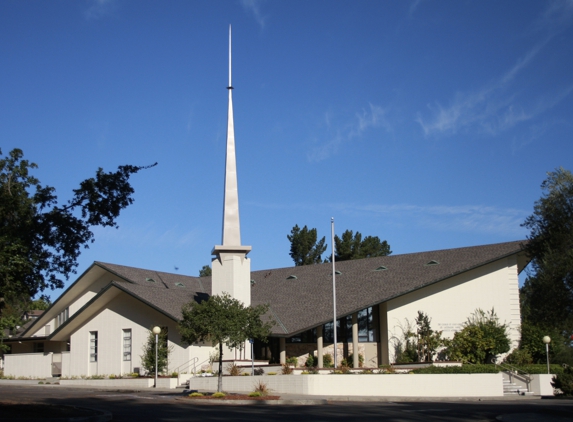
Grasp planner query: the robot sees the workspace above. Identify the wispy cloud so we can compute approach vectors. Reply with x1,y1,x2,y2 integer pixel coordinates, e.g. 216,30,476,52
84,0,116,20
240,0,268,29
409,0,425,16
417,1,573,138
307,103,391,162
248,200,528,237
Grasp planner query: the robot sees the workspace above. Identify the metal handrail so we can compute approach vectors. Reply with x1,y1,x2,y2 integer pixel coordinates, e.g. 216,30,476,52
172,357,199,375
493,359,532,384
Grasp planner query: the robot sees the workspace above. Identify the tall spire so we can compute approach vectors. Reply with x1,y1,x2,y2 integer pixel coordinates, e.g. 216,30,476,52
222,24,241,246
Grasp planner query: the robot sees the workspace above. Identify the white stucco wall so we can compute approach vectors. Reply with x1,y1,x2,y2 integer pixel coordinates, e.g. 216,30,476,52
4,353,52,378
189,373,504,397
64,293,213,377
386,256,521,362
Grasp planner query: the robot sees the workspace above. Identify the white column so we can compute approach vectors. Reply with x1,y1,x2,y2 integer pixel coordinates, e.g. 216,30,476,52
317,325,323,368
352,313,359,368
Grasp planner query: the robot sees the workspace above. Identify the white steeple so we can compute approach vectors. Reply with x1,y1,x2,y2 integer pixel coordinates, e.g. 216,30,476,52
211,25,252,306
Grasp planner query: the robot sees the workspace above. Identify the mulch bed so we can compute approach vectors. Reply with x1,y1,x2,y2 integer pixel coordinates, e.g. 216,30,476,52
186,394,281,401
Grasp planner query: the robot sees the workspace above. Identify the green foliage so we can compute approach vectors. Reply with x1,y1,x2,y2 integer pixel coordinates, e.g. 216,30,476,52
322,353,333,368
248,391,262,397
305,354,317,367
252,380,270,396
411,364,500,374
551,365,573,395
285,356,298,367
29,297,51,310
189,392,204,397
342,353,364,368
503,348,534,365
444,308,510,364
140,328,172,375
287,225,327,266
211,392,226,398
226,363,242,376
521,167,573,336
281,364,293,375
333,229,392,261
414,311,443,362
199,265,212,277
0,148,156,300
178,293,274,392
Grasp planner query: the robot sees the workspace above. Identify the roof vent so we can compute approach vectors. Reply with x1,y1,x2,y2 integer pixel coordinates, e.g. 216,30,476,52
330,271,342,275
175,282,185,288
251,280,256,285
375,266,387,271
145,277,156,283
286,275,297,280
425,260,440,266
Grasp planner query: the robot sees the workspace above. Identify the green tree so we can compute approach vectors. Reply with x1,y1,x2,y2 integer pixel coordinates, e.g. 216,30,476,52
415,311,443,362
287,225,327,266
199,265,212,277
444,308,510,364
333,229,391,261
519,167,573,364
140,327,172,375
178,293,274,392
0,148,156,304
30,297,51,310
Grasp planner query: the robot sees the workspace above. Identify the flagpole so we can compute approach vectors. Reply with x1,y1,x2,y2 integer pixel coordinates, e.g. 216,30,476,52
331,217,337,369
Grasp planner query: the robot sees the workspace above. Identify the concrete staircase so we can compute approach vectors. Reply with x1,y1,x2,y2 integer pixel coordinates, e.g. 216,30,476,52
502,375,534,396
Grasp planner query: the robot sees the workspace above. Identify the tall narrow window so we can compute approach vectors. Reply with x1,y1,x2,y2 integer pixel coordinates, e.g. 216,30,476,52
123,329,132,361
90,331,98,362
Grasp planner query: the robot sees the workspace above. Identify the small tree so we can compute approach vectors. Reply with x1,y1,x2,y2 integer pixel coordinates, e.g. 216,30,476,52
444,308,510,364
415,311,443,362
287,225,327,266
140,328,172,375
199,265,212,277
178,293,274,392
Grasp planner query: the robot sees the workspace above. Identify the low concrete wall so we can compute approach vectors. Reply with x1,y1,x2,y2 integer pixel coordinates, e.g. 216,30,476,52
530,374,557,396
4,353,52,379
60,378,154,388
188,373,504,397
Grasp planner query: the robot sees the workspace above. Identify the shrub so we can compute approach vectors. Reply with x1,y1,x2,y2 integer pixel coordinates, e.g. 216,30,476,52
242,372,250,376
323,353,333,368
286,356,298,367
248,391,262,397
379,365,395,374
267,372,277,375
38,381,44,384
252,380,270,396
226,363,242,376
171,372,179,378
211,392,226,398
254,367,265,375
189,392,204,397
281,364,293,375
140,327,172,375
411,364,499,374
343,353,364,368
552,365,573,395
504,349,533,365
305,354,317,367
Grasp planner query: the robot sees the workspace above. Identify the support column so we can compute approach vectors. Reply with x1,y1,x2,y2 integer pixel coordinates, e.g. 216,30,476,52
279,337,286,365
379,303,389,365
352,312,359,368
317,325,323,368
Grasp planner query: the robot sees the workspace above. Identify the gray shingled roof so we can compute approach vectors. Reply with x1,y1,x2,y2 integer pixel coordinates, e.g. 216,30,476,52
94,240,526,336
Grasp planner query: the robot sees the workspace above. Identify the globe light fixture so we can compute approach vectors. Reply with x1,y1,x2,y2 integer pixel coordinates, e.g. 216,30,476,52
542,335,551,375
152,326,161,387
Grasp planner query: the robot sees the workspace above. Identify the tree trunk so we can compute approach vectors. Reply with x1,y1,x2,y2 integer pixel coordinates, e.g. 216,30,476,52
217,342,223,393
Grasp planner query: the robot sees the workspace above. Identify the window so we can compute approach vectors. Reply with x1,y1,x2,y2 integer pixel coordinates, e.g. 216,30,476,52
123,329,132,361
33,342,44,353
90,331,98,362
56,307,69,328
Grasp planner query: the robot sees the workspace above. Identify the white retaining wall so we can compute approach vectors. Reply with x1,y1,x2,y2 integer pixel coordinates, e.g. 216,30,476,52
4,353,52,379
188,373,504,397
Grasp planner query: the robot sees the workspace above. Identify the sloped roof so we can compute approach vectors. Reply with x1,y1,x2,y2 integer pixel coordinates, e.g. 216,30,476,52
92,240,526,336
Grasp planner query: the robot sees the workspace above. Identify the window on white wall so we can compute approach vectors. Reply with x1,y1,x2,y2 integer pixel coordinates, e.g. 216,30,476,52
56,307,69,328
90,331,98,362
33,342,44,353
123,329,132,361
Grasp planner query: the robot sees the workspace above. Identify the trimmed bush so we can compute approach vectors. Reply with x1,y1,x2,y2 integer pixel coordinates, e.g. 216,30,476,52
551,366,573,396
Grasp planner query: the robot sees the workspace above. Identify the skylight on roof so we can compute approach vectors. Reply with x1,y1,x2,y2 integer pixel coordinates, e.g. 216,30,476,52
286,275,297,280
425,260,440,266
145,277,156,283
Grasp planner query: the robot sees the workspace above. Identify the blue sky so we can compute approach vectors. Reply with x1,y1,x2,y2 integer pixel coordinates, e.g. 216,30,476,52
1,0,572,300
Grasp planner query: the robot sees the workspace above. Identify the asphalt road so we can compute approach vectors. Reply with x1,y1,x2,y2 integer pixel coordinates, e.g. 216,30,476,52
0,385,572,421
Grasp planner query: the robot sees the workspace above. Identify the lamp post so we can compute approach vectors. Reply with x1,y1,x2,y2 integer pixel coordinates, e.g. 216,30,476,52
152,326,161,387
331,217,338,369
543,335,551,375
